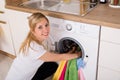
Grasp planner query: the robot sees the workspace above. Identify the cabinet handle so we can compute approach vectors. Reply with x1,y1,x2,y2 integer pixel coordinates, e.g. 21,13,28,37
0,11,4,14
0,21,6,24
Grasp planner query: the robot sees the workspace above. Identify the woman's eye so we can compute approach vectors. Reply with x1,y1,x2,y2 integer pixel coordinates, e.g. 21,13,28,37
45,23,49,27
38,26,42,29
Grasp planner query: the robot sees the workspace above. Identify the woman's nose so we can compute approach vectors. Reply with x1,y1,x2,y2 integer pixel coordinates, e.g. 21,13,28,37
43,27,49,32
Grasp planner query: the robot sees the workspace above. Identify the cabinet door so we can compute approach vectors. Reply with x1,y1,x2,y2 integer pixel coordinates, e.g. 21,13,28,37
98,26,120,80
6,9,31,55
0,0,5,11
0,0,15,55
98,66,120,80
0,23,15,55
101,26,120,43
98,42,120,80
99,41,120,71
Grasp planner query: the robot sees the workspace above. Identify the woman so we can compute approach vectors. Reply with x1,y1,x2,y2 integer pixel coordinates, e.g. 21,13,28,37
5,12,81,80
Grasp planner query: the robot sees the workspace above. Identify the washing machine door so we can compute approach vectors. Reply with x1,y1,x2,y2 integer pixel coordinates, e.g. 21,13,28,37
57,37,88,66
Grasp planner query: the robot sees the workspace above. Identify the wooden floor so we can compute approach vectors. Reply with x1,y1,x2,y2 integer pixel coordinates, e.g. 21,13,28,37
0,53,13,80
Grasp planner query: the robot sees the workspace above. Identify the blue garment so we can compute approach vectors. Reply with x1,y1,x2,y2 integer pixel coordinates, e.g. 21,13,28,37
77,58,85,69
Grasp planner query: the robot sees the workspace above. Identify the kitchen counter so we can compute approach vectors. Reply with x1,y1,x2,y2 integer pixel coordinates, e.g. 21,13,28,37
5,0,120,29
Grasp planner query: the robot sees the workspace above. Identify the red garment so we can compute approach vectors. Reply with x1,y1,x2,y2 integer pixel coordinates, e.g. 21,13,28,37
59,61,67,80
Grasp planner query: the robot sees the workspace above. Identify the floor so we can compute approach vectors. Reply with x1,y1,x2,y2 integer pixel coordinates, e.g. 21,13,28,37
0,53,13,80
0,53,52,80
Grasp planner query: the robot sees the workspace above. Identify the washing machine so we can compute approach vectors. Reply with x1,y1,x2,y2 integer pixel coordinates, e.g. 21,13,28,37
47,17,100,80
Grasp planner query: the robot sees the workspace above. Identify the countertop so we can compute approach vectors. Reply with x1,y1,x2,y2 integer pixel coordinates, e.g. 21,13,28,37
5,0,120,29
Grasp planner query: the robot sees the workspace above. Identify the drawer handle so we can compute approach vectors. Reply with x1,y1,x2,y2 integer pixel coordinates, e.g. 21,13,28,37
0,21,6,24
0,11,4,14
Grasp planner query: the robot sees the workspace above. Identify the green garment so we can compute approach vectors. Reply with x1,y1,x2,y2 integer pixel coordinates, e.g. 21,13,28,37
64,59,78,80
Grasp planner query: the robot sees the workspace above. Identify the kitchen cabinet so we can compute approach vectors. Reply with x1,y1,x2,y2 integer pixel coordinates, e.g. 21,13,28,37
0,21,15,55
6,9,31,55
97,26,120,80
0,0,5,11
0,0,15,55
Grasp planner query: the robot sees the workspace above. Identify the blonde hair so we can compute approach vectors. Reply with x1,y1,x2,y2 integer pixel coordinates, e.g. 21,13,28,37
19,12,49,54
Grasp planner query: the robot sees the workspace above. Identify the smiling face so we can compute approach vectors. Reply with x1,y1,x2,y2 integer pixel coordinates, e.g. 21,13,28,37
32,18,50,42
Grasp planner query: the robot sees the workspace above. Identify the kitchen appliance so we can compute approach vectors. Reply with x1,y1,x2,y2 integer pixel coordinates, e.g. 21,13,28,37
47,16,100,80
21,0,98,16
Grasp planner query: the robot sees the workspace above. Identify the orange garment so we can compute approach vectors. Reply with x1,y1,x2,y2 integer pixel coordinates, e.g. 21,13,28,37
59,61,67,80
52,60,67,80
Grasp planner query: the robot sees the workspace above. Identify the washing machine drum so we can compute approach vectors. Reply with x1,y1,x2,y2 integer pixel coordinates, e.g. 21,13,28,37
58,38,82,54
57,37,88,65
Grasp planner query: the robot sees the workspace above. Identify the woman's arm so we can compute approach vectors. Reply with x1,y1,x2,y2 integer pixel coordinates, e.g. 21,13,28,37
39,51,81,62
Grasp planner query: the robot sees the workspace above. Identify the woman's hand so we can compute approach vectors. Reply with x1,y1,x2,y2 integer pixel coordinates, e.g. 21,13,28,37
68,46,76,53
68,46,82,58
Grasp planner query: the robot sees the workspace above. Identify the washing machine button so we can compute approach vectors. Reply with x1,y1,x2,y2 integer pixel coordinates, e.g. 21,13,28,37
66,24,72,31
